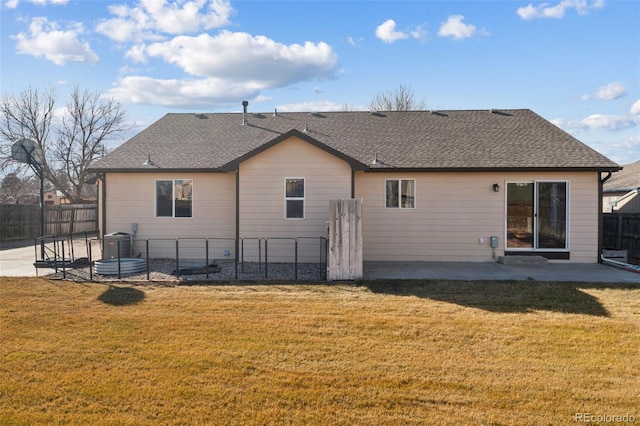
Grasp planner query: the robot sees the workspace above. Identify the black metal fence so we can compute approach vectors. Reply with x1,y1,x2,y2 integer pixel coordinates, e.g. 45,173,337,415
603,213,640,264
34,232,328,281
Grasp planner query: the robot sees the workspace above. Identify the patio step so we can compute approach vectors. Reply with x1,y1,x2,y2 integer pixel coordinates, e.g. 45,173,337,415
498,255,548,266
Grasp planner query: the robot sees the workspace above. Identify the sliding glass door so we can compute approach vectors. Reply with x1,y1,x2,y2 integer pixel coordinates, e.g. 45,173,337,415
506,181,567,251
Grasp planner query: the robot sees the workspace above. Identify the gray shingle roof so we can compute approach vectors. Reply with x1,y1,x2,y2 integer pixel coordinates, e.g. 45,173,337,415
90,109,620,172
603,160,640,191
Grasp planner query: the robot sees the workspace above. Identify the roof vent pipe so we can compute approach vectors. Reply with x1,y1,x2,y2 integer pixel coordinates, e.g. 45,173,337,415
242,100,249,125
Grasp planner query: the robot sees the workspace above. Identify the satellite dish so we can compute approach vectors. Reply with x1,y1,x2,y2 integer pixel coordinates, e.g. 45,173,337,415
11,138,44,165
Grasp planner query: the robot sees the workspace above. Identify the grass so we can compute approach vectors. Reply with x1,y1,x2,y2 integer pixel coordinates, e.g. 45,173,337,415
1,277,639,425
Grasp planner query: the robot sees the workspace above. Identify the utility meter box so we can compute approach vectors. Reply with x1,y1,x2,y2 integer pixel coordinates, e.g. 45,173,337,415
490,236,499,248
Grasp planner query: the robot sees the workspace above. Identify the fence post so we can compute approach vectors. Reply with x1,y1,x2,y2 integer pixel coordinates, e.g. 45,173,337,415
70,207,76,235
61,238,66,280
205,239,210,279
69,234,75,262
240,239,245,273
324,237,328,281
265,239,268,279
89,240,93,281
294,239,298,280
175,239,180,279
235,238,238,279
117,239,121,279
146,240,150,281
53,236,59,273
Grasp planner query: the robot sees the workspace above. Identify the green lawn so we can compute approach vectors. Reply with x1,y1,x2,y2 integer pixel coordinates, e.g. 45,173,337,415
1,277,639,425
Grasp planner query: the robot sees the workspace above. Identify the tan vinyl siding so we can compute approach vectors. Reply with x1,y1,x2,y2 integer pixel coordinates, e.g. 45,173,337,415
105,172,236,259
356,171,600,263
239,136,351,262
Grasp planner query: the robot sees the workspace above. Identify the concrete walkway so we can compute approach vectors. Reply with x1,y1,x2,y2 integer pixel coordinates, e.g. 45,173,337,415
2,240,639,283
0,243,44,277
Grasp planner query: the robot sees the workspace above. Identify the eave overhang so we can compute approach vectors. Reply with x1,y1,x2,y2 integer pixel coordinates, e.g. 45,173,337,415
364,166,623,173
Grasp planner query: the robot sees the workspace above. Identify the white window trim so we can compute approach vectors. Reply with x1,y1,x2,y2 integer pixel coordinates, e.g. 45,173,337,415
284,177,305,220
384,178,416,209
155,179,194,219
504,180,570,252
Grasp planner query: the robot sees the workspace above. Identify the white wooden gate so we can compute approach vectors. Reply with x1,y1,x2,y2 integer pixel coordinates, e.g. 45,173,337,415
328,199,363,280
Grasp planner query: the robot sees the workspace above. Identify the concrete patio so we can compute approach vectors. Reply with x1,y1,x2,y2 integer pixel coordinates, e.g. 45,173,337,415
2,240,639,283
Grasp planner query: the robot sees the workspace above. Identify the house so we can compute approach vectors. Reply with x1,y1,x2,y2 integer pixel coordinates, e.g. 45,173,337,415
88,107,620,264
43,191,63,205
603,160,640,213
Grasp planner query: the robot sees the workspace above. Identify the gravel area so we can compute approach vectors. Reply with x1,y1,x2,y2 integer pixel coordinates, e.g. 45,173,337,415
44,259,327,283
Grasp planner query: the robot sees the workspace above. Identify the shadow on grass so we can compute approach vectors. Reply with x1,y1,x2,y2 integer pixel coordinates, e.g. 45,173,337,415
364,280,614,316
98,286,145,306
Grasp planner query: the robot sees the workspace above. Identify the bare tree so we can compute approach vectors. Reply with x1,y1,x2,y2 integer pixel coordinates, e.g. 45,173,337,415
0,85,131,203
56,86,129,202
368,85,426,112
0,86,56,176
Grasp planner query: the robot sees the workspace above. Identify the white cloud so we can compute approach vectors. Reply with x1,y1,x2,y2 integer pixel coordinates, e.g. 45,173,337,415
581,82,627,100
4,0,68,7
118,65,143,76
346,36,364,47
410,24,428,42
108,31,338,108
438,15,488,40
590,136,640,165
375,19,408,44
30,0,68,4
580,114,638,130
96,0,233,43
554,113,639,131
12,17,99,65
517,0,604,20
141,31,337,86
125,44,148,63
375,19,428,44
275,100,359,112
630,99,640,115
107,76,261,108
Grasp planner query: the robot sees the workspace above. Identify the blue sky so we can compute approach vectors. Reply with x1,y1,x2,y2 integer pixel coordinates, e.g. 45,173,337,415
1,0,639,164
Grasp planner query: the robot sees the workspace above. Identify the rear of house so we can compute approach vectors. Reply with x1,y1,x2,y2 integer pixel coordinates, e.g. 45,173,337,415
89,108,620,265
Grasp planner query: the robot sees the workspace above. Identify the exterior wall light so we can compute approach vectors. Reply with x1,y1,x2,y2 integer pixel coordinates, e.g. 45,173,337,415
493,183,500,192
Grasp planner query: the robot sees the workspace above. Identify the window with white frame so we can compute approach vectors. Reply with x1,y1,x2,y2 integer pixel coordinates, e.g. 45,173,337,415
285,178,305,219
385,179,415,208
156,179,193,218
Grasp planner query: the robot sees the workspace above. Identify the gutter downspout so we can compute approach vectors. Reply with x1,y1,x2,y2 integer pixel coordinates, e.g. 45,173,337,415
598,171,612,263
351,169,355,199
100,173,107,238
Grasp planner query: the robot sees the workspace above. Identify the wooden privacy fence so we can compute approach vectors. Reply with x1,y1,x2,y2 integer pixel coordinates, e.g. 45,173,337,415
603,213,640,263
0,204,97,241
328,199,363,280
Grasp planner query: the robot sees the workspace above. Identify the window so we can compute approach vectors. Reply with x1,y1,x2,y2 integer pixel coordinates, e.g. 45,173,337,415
506,181,567,250
385,179,415,208
156,179,193,218
285,178,304,219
